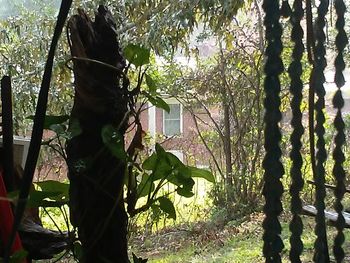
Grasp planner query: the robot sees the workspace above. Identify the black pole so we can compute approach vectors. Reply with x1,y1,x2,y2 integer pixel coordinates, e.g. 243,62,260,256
1,76,14,192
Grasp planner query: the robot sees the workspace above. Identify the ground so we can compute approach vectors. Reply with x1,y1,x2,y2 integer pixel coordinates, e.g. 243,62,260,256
36,211,350,262
130,212,350,263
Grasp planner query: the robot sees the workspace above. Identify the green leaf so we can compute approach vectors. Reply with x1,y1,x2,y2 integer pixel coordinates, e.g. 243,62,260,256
143,92,170,113
167,169,194,186
11,186,68,208
137,174,155,198
27,115,69,129
27,189,67,208
124,44,150,67
166,152,187,171
142,153,157,171
49,124,66,135
151,204,161,216
9,249,28,263
155,143,166,156
36,180,69,197
6,190,19,201
176,187,194,198
158,196,176,220
101,125,127,160
145,74,157,93
34,180,69,205
153,158,172,181
68,118,82,139
73,241,83,261
189,167,215,183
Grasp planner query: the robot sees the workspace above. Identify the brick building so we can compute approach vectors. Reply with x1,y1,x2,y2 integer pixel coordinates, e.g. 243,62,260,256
137,98,218,168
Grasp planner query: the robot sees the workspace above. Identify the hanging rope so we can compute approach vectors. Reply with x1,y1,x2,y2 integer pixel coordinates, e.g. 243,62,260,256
262,0,285,261
288,0,304,262
332,0,348,261
312,0,330,261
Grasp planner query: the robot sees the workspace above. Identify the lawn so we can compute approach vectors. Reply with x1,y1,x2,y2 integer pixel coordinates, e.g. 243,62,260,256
131,212,350,263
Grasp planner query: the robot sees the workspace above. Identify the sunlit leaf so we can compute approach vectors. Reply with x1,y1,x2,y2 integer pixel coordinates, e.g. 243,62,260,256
143,92,170,113
27,189,66,208
34,180,70,206
36,180,69,196
124,44,150,67
145,74,157,93
189,166,215,183
27,115,69,129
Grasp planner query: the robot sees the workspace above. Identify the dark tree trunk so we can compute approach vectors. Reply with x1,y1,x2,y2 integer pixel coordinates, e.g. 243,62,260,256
66,6,129,262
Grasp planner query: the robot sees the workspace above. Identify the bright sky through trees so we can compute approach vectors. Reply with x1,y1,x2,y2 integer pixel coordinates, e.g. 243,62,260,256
0,0,59,18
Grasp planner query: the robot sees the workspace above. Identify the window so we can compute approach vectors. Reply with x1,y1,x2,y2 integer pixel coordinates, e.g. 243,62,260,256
0,136,30,168
163,103,182,136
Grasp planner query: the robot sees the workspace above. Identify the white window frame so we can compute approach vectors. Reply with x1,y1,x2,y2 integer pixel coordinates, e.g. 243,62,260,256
0,136,30,168
162,99,183,136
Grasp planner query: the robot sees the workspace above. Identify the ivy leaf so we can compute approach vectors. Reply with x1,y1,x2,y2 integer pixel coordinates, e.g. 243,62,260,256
101,125,127,160
158,196,176,220
27,115,69,129
189,166,215,183
145,74,157,94
124,44,150,67
143,91,170,113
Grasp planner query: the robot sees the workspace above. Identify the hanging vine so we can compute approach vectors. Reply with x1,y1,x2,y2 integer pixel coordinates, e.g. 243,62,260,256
312,0,330,261
288,0,304,261
261,0,285,261
332,0,348,261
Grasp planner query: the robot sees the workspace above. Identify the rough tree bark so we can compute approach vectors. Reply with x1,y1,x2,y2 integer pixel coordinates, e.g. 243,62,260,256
66,6,129,262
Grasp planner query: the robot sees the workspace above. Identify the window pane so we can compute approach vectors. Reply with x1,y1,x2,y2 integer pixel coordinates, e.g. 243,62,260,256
164,120,180,136
164,104,181,120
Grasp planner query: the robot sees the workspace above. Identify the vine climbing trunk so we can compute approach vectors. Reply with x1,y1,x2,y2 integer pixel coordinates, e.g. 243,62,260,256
66,6,129,262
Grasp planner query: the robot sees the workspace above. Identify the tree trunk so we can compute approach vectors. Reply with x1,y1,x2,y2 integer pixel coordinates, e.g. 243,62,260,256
66,6,129,262
222,101,233,202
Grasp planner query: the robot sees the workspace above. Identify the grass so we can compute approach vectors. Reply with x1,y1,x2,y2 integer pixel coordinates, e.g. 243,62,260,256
131,212,350,263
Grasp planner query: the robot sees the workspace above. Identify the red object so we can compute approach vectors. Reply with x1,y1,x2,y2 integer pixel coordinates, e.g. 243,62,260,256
0,168,26,262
